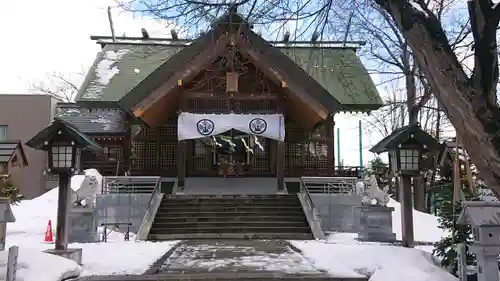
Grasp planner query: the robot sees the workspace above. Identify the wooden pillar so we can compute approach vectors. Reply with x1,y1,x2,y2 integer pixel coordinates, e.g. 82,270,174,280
178,84,187,189
277,140,284,191
400,175,414,248
55,173,70,250
276,94,285,191
177,140,186,188
326,115,335,175
269,140,277,175
413,176,425,212
123,116,132,175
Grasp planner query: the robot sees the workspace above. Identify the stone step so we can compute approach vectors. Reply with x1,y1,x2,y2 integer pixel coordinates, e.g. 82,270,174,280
147,232,315,240
153,215,307,222
162,195,299,200
152,221,309,228
77,277,365,281
163,195,298,200
147,194,313,241
149,226,311,234
155,210,306,217
160,200,300,206
151,272,364,281
157,206,304,212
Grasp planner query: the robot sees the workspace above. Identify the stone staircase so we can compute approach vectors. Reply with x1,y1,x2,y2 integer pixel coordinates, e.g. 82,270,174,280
147,195,314,240
74,273,368,280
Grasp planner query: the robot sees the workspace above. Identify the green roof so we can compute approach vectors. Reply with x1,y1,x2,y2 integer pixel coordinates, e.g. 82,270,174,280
280,47,382,109
76,43,382,112
76,44,183,102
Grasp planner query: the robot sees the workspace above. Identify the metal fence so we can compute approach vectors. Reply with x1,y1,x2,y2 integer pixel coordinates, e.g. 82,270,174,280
98,176,162,242
300,176,360,194
101,176,161,194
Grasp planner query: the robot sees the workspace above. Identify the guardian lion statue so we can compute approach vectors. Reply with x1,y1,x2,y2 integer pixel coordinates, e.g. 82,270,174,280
361,175,390,207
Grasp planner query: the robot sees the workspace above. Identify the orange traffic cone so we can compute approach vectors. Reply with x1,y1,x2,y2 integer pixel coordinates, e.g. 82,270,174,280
44,220,54,243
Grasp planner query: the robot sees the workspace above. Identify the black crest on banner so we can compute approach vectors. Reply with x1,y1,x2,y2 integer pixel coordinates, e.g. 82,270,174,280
249,118,267,134
197,119,215,135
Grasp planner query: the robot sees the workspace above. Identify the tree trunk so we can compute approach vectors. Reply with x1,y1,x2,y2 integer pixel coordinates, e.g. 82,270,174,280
374,0,500,198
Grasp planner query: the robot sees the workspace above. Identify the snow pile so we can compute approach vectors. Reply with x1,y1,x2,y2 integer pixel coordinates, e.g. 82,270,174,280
0,248,81,281
292,239,457,281
7,169,102,248
4,169,179,280
388,199,449,242
74,241,179,276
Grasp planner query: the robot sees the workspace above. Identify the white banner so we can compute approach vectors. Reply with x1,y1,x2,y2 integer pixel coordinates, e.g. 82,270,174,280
178,113,285,141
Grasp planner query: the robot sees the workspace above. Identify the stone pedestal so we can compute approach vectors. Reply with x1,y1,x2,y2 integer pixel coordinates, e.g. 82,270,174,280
69,208,98,243
44,248,83,265
357,205,396,242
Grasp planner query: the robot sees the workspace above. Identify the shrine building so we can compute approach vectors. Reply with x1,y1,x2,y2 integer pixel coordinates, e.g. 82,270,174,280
56,8,383,194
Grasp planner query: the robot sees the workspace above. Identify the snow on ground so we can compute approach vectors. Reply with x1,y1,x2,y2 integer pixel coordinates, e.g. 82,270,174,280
1,168,452,281
2,169,179,280
288,199,455,280
7,169,102,247
0,248,81,281
292,234,457,281
388,199,449,242
162,241,320,274
74,241,179,276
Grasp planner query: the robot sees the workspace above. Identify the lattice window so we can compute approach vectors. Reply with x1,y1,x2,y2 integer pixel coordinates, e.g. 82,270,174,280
104,146,123,162
249,137,269,173
285,121,307,141
285,142,303,175
284,121,329,176
302,141,328,172
238,100,277,112
190,139,212,175
187,98,228,112
158,124,178,138
131,125,178,175
159,140,177,170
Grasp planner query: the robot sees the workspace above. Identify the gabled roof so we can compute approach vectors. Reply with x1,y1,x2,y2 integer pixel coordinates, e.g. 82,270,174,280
55,103,127,134
76,44,183,103
25,118,103,152
457,201,500,226
437,139,468,168
75,12,382,114
0,141,28,166
280,47,381,110
369,124,440,154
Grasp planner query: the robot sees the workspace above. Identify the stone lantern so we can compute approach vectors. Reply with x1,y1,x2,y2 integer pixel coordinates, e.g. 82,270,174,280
26,118,102,264
457,201,500,281
370,123,440,247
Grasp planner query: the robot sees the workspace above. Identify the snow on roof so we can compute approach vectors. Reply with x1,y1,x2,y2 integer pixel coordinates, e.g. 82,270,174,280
95,50,130,85
83,49,130,100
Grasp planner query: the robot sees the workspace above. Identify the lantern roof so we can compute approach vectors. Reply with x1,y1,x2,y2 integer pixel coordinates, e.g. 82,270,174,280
457,201,500,226
369,124,440,154
25,118,103,152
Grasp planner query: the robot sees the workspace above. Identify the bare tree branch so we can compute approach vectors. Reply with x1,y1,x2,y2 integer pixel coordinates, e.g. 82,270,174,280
30,70,85,102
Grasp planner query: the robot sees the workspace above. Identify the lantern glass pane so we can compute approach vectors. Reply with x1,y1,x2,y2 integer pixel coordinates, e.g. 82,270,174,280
51,146,73,168
399,149,419,171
